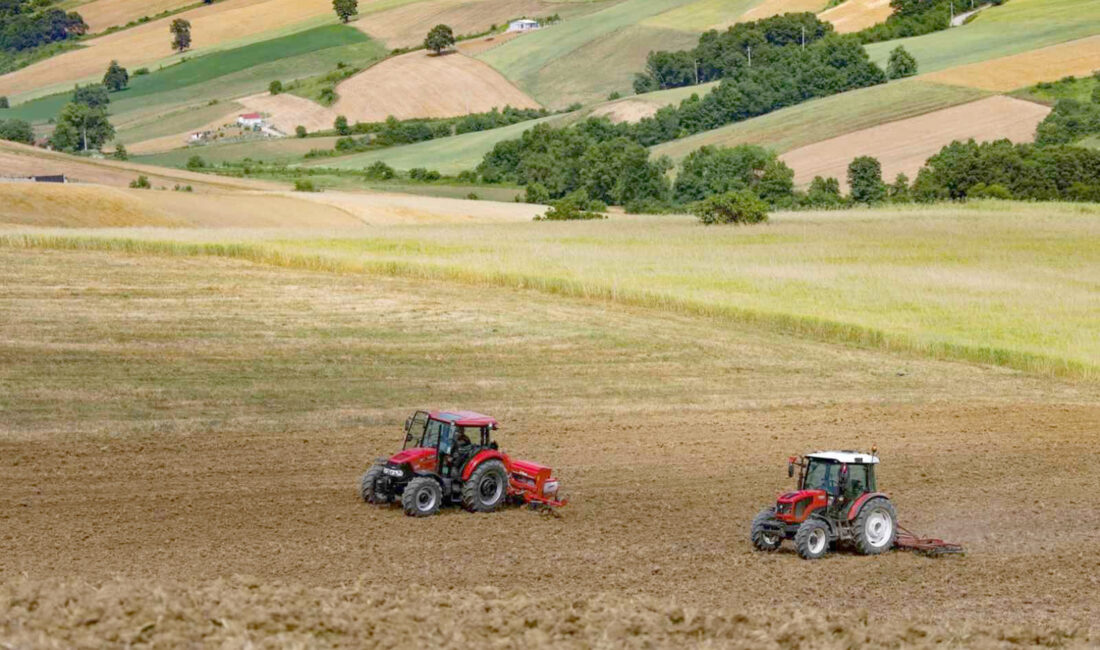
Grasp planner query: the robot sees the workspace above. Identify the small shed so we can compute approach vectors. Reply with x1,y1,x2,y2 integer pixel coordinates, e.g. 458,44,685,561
507,19,540,32
237,113,264,128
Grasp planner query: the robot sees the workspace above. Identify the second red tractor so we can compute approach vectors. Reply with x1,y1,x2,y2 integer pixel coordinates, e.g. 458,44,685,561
751,450,898,559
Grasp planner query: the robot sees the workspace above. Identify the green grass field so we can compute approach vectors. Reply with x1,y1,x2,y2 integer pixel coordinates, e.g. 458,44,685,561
865,0,1100,75
310,113,576,174
5,202,1097,378
114,101,244,147
134,136,342,166
651,79,988,162
478,0,700,103
1015,74,1100,104
0,25,384,125
641,0,759,31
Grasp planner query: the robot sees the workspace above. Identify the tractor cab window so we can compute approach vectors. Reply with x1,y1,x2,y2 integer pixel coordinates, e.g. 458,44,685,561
422,419,450,450
803,459,841,494
403,411,429,449
845,463,871,497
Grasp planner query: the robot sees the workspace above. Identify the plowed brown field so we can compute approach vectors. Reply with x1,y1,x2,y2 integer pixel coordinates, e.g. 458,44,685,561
1,246,1097,647
780,95,1050,187
332,50,541,122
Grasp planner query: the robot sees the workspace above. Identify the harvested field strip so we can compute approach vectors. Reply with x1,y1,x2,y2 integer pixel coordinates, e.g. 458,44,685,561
922,35,1100,92
650,80,988,163
135,136,342,167
738,0,827,23
0,0,337,100
77,0,194,33
819,0,892,33
332,51,541,123
641,0,759,32
864,0,1100,76
357,0,595,49
1,216,1095,380
780,95,1051,187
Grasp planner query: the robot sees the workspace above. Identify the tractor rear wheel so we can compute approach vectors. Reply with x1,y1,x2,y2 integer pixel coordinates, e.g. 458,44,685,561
751,508,783,552
461,459,508,513
795,518,830,560
359,464,387,504
853,498,897,555
402,477,442,517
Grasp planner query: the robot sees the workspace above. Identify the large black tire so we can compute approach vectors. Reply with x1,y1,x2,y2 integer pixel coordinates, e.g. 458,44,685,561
402,476,442,517
751,507,783,552
461,459,508,513
795,518,830,560
852,498,897,555
359,464,386,504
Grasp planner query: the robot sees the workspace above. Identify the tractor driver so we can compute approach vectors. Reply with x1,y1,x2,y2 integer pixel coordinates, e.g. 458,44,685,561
450,429,475,472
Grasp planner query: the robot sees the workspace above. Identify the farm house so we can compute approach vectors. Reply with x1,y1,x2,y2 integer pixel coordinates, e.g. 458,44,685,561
507,19,540,32
237,113,265,129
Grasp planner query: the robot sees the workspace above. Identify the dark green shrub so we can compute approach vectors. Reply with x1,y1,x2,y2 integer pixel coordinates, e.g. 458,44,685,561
691,190,769,225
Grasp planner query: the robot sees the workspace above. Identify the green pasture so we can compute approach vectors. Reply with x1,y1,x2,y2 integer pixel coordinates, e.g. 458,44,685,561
865,0,1100,74
134,136,342,167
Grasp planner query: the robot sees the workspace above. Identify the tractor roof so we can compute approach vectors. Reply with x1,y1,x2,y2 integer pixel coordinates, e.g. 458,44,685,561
429,410,498,427
808,451,879,464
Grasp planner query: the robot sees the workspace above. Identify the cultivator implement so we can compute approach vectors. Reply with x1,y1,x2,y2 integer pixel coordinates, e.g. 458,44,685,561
895,525,964,556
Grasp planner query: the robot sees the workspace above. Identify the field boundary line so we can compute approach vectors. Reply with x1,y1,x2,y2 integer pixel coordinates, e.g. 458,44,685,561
1,232,1093,381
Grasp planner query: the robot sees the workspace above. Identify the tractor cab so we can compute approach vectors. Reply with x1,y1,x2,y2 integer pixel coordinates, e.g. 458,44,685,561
795,451,878,501
401,410,499,476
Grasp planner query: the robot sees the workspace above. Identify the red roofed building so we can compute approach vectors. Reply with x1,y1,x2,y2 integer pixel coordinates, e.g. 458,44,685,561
237,113,264,128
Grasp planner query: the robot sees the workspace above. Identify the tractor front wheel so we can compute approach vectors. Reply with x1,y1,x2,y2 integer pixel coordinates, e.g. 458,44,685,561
402,477,442,517
795,518,830,560
853,498,897,555
461,459,508,513
751,508,783,552
359,463,387,504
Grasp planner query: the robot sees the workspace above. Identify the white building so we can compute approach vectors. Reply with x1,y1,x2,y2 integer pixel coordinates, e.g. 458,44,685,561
507,19,540,33
237,113,264,129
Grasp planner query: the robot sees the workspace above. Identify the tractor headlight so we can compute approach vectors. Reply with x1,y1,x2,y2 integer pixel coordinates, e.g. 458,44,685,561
543,480,559,496
383,467,404,478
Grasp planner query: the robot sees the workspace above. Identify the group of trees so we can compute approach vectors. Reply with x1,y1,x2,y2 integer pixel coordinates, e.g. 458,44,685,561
0,0,86,52
633,13,835,93
49,83,114,152
856,0,1005,44
1034,78,1100,145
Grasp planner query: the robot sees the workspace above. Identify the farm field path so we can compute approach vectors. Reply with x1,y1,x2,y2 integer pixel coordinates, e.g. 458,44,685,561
0,246,1097,646
780,95,1051,187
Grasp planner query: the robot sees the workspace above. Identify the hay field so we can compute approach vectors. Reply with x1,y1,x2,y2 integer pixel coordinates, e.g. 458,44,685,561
76,0,194,34
651,80,988,163
780,95,1051,187
864,0,1100,76
332,51,542,122
0,244,1097,646
238,92,339,133
357,0,596,49
137,136,343,168
738,0,828,23
922,35,1100,92
0,184,365,228
0,0,336,100
819,0,892,33
0,141,276,192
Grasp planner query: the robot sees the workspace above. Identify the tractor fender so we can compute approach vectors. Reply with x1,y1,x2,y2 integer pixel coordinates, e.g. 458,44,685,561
847,492,890,521
461,449,509,481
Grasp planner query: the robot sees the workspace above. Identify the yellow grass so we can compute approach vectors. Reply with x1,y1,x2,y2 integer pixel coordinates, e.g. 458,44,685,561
332,51,541,122
780,95,1051,187
357,0,565,49
3,202,1096,379
922,34,1100,92
0,0,336,99
819,0,892,33
77,0,193,34
641,0,759,32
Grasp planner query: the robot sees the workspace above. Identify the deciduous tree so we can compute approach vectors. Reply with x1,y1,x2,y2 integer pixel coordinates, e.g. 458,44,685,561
170,18,191,52
424,24,455,55
103,60,129,92
332,0,358,23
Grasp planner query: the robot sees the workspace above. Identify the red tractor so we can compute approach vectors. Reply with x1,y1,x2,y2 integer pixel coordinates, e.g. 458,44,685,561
751,450,898,559
359,410,566,517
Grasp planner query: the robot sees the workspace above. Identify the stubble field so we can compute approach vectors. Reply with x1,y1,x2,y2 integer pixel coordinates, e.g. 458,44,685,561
1,244,1098,647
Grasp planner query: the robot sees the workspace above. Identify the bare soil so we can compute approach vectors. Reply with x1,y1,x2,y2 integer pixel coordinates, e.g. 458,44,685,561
0,247,1097,647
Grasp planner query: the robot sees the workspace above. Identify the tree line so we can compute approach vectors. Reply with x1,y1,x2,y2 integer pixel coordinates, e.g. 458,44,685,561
855,0,1005,44
0,0,86,52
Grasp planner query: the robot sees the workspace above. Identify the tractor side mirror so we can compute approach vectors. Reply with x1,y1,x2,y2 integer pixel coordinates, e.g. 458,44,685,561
787,463,794,478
